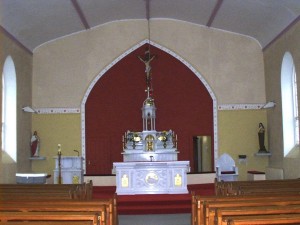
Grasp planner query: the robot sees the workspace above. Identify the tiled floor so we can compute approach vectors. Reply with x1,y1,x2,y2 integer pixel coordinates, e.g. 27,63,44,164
118,213,191,225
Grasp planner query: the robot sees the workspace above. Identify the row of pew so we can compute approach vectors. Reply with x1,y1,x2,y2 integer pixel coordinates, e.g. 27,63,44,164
215,178,300,196
6,178,300,224
0,181,117,225
0,181,93,200
192,178,300,225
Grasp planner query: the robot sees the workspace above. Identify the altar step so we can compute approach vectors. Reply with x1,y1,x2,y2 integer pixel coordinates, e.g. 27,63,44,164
117,193,191,215
92,183,215,198
92,183,215,215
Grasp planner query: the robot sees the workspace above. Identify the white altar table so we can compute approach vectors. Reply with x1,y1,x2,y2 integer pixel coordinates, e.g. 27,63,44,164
113,161,190,195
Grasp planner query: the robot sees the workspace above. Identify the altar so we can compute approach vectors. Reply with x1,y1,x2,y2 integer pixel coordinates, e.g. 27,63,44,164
113,47,190,195
113,161,189,195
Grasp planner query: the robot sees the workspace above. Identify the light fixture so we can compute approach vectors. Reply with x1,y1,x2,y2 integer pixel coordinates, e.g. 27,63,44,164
262,101,276,109
22,106,37,113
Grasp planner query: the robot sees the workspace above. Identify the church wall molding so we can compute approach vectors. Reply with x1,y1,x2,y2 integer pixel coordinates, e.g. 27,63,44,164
34,103,265,114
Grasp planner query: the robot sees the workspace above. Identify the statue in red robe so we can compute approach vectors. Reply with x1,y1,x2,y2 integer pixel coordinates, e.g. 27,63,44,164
31,131,40,157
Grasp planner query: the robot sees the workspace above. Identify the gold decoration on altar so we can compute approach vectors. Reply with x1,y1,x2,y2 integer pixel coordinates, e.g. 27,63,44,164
72,175,79,184
145,172,159,185
133,134,141,142
121,174,129,188
144,98,154,106
174,173,182,186
126,132,142,149
158,131,169,148
145,135,154,151
157,131,167,141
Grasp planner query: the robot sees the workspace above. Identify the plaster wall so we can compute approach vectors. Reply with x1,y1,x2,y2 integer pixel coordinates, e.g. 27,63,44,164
264,21,300,178
30,20,267,181
218,110,268,181
31,107,268,181
0,29,33,183
33,20,265,107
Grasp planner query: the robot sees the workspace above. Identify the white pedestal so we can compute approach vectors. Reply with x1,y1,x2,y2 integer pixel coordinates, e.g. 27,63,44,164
53,156,84,184
113,161,190,195
247,171,266,181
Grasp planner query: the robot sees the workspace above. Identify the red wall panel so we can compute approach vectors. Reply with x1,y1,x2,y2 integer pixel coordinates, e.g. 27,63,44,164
85,44,213,174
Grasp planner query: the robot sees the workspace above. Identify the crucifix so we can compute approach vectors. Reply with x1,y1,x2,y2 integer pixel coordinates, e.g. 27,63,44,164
138,47,155,97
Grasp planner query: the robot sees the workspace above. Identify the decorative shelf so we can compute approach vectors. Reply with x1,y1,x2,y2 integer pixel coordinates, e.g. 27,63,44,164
254,152,271,157
29,156,46,160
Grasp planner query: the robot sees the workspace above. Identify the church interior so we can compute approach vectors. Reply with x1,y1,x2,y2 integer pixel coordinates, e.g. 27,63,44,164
1,1,300,225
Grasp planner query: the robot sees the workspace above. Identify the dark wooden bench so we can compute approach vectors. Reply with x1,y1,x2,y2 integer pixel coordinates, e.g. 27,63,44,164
207,200,300,225
215,205,300,225
193,179,300,225
0,197,117,225
0,222,91,225
215,179,300,196
0,181,119,225
0,212,100,225
192,194,300,225
0,202,106,224
0,181,93,200
222,213,300,225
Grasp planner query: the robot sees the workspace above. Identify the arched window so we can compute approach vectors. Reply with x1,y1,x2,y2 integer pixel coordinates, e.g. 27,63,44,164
2,56,17,162
281,52,299,156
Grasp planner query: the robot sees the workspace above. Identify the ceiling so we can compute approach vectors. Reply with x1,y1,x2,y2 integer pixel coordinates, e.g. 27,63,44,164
1,0,300,53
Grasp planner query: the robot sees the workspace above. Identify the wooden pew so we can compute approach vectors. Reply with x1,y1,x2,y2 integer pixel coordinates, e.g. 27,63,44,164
0,203,106,225
215,205,300,225
0,181,93,200
207,200,300,225
222,213,300,225
192,194,300,225
193,179,300,225
0,222,91,225
215,179,300,196
0,212,100,225
0,181,118,225
0,192,73,200
0,198,117,225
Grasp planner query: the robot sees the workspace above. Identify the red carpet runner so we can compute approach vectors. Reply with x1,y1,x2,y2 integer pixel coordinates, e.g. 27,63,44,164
93,183,215,215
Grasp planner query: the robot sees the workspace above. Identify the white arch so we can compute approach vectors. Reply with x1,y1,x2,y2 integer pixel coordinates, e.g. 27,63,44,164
81,40,218,172
2,55,17,162
281,51,297,156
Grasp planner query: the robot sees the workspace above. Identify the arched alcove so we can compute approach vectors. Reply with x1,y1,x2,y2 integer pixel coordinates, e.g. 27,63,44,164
82,41,217,174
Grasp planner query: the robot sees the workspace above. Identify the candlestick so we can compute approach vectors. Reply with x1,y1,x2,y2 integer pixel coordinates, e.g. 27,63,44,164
57,144,62,184
122,135,124,149
57,144,61,155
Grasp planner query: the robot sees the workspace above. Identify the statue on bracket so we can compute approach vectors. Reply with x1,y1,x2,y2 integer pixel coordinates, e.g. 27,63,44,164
30,131,40,157
258,123,268,153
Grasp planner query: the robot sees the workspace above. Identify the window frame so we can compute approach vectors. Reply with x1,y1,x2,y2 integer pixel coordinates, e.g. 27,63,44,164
281,51,299,156
2,56,17,162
